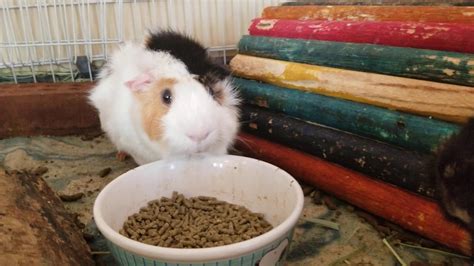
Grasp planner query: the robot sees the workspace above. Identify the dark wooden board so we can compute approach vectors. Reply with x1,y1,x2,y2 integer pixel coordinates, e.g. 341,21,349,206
241,105,437,198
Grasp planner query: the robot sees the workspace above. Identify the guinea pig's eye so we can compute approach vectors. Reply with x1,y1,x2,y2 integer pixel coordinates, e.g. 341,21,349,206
161,89,172,105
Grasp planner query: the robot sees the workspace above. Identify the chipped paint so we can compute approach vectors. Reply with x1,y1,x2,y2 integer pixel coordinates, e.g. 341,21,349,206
418,213,425,222
256,19,278,30
257,99,269,108
421,33,435,40
443,69,455,76
443,56,461,65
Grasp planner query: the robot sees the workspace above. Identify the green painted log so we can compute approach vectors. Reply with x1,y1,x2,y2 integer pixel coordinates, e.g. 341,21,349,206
238,35,474,87
233,78,461,153
241,105,437,198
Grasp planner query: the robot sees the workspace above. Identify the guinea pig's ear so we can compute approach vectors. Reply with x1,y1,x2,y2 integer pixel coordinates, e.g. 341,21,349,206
125,72,153,92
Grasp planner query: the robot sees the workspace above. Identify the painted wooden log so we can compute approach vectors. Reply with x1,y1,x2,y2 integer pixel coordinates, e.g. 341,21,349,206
249,19,474,54
262,6,474,24
241,105,437,198
233,78,460,153
230,54,474,123
235,133,472,256
0,170,94,265
238,35,474,87
281,1,474,6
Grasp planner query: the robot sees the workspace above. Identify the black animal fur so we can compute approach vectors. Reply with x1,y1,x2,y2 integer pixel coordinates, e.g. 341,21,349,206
435,118,474,256
145,30,230,89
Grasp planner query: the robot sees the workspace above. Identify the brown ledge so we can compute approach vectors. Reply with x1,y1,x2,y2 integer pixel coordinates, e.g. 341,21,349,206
0,82,101,139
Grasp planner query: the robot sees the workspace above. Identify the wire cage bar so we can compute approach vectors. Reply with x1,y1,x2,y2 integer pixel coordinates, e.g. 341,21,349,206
0,0,285,84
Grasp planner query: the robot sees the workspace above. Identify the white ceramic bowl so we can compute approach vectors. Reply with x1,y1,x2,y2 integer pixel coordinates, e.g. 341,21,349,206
93,155,304,266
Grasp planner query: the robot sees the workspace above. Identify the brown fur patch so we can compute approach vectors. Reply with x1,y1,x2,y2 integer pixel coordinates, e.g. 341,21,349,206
134,78,177,140
441,184,472,224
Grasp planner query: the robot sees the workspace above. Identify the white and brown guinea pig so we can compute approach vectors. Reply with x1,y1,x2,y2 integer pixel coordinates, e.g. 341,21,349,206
435,117,474,253
88,31,240,165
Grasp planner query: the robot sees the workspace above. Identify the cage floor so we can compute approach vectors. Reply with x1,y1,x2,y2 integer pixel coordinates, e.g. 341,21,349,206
0,135,469,266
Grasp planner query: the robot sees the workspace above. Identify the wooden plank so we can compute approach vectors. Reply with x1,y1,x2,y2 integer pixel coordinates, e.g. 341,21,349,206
230,54,474,124
241,105,437,198
238,35,474,87
234,78,460,153
262,6,474,24
235,133,472,256
0,170,94,265
0,82,101,139
249,19,474,54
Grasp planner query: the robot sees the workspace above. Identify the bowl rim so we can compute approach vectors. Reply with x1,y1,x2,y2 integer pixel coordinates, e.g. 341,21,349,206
93,154,304,263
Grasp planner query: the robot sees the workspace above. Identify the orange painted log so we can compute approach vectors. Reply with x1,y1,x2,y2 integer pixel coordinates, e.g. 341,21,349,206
235,133,472,256
262,6,474,24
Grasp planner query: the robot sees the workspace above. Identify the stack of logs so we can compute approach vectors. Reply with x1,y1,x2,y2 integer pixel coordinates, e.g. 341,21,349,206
230,3,474,256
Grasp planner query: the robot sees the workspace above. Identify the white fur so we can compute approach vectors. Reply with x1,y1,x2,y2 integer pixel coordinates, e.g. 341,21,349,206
88,42,239,165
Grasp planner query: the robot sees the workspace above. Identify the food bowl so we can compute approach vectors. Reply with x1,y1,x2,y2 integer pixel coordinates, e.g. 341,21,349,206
93,155,304,265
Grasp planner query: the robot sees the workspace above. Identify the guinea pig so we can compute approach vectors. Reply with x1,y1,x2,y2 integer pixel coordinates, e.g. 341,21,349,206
88,31,240,165
435,117,474,254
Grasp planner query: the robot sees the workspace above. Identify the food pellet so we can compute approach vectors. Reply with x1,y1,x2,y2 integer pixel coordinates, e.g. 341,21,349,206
119,191,273,248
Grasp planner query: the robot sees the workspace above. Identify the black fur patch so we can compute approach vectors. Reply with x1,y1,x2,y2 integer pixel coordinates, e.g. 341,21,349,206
435,118,474,234
145,30,230,86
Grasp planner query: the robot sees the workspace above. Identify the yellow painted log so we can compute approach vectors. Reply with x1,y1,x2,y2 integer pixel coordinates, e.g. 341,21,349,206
229,54,474,124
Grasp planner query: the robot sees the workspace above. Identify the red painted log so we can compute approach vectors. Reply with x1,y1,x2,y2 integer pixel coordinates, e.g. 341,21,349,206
249,18,474,54
235,133,472,256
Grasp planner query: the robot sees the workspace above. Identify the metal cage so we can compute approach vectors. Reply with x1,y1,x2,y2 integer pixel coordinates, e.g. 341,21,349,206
0,0,285,83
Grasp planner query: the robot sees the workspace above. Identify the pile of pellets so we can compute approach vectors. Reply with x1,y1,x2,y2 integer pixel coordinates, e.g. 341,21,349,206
119,191,273,248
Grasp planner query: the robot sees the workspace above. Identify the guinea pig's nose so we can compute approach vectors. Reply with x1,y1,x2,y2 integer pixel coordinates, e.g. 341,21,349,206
187,131,210,143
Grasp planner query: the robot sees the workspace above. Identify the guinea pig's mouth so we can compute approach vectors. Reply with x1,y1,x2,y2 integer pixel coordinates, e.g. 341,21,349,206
174,143,209,156
190,145,210,154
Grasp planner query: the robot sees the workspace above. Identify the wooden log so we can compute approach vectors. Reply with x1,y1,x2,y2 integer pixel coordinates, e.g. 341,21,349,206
241,105,437,198
261,6,474,24
230,54,474,123
0,170,94,265
234,78,460,153
238,35,474,87
0,82,101,139
281,1,474,6
249,19,474,54
235,133,472,256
